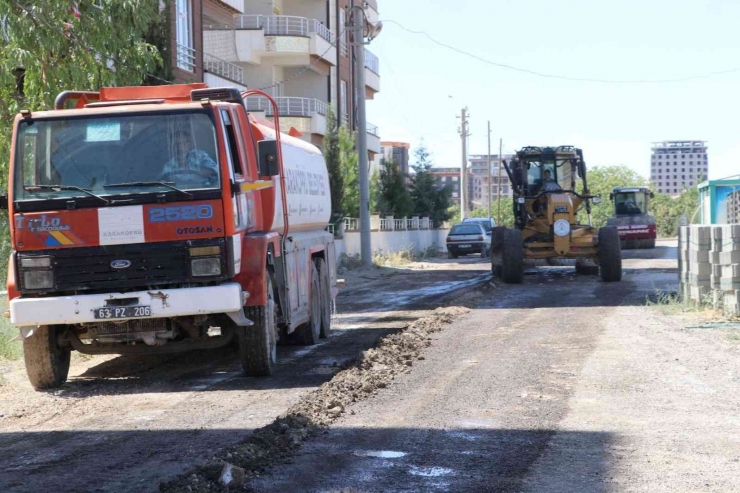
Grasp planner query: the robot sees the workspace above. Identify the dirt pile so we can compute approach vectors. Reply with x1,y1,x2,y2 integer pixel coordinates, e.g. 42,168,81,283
159,306,470,493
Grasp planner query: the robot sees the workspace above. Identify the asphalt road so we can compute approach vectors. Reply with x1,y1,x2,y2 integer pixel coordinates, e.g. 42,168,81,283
0,258,490,493
250,240,740,492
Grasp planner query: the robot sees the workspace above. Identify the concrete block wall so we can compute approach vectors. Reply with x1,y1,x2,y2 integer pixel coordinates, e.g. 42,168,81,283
680,224,740,316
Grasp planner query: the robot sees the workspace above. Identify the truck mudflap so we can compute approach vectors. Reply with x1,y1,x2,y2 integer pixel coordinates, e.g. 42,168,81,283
10,283,248,327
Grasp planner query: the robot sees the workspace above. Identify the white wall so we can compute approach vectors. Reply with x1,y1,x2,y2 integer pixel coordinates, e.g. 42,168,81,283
338,230,449,263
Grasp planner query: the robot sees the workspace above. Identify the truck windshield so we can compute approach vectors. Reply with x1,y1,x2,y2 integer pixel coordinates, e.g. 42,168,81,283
614,192,647,215
14,111,219,204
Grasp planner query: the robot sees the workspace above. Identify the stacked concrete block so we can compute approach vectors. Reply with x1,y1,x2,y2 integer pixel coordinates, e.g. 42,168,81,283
719,225,740,316
686,226,712,303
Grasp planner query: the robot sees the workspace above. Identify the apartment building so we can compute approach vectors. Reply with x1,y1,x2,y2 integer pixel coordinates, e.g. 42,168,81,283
650,141,709,195
370,141,410,176
468,154,515,203
430,168,475,210
199,0,380,156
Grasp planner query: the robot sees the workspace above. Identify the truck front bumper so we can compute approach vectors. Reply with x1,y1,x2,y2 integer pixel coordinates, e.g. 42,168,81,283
10,283,246,327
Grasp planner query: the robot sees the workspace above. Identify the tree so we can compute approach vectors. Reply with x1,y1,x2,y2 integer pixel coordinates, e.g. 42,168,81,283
370,168,381,214
338,126,359,217
409,142,452,224
378,158,413,217
324,105,343,216
652,188,699,237
468,198,516,227
0,0,162,282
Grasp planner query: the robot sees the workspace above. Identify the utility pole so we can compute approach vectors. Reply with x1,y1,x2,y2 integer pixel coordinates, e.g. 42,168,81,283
349,7,382,268
459,108,469,219
487,121,492,219
497,138,503,224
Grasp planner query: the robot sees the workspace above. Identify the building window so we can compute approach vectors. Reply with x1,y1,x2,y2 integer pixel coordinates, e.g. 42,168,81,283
340,80,348,124
176,0,194,72
453,176,458,182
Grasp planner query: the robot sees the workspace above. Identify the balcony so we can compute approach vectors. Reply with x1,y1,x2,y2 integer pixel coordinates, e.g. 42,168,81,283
245,96,327,137
203,54,246,90
364,49,380,98
228,15,337,70
216,0,243,12
367,122,380,155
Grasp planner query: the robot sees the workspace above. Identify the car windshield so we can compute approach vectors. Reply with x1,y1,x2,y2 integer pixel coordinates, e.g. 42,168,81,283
450,224,482,235
614,192,647,215
14,111,219,203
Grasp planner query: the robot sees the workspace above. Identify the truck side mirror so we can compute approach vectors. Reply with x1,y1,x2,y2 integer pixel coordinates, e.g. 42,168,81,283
257,140,280,177
650,191,655,198
0,195,7,210
609,193,614,200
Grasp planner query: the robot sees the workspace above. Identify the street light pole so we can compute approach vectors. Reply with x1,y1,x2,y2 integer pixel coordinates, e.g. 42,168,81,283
349,7,382,268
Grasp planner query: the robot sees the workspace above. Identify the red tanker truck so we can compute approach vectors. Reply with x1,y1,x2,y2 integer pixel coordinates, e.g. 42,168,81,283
606,186,657,249
1,84,337,389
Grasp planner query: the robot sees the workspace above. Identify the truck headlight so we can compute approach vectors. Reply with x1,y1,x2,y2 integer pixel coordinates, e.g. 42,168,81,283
191,257,221,277
23,270,54,289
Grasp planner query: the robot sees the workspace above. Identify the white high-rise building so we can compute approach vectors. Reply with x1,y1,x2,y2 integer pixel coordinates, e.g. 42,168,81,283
650,141,708,195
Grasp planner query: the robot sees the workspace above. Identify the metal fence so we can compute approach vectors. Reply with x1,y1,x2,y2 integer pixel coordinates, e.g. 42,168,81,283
204,54,244,84
344,218,439,232
366,122,379,136
237,15,335,43
245,97,328,117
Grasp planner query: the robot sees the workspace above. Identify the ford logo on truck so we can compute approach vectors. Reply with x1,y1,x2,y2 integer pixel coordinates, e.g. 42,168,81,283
110,260,132,269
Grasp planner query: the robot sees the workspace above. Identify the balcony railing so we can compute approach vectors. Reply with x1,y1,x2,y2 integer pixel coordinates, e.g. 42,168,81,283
367,122,379,136
246,97,328,118
177,43,196,72
365,48,380,74
236,15,335,43
204,54,244,84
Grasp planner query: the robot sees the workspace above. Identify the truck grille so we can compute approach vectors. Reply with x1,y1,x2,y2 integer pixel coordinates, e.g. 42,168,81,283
18,239,227,294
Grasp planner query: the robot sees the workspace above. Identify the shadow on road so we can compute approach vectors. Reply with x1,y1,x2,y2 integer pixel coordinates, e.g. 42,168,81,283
51,327,403,397
248,426,614,493
0,426,614,493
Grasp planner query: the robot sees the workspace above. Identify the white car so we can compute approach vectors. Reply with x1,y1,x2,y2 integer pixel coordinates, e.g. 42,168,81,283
446,223,491,259
462,217,496,235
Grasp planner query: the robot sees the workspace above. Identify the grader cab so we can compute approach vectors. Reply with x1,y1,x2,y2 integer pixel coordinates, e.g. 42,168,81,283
491,146,622,283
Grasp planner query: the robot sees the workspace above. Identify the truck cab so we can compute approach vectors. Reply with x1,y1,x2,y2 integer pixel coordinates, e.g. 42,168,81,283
2,84,337,388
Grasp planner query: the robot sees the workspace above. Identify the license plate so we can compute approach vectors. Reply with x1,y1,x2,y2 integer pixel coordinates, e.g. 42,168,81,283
458,244,472,248
94,306,151,319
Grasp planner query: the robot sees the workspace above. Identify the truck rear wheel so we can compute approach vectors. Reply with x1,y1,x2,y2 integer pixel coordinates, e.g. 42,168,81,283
293,264,321,345
501,228,524,284
316,258,332,338
238,272,278,376
598,227,623,282
23,325,71,389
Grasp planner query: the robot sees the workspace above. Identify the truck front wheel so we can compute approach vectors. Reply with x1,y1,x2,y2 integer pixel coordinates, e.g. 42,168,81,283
23,325,71,389
238,271,278,376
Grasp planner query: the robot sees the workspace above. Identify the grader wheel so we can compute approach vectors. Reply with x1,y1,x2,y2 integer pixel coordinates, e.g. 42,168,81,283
501,228,524,284
598,227,623,282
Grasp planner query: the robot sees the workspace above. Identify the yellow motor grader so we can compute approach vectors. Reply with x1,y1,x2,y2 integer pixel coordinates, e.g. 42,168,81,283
491,146,622,283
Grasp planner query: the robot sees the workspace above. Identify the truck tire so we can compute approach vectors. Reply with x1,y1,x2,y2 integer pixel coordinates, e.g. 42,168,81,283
23,325,70,389
238,272,278,376
316,258,332,338
643,238,656,249
598,227,623,282
501,228,524,284
293,264,321,345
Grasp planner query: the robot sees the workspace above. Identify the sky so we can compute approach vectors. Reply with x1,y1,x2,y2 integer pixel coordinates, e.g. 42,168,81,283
365,0,740,180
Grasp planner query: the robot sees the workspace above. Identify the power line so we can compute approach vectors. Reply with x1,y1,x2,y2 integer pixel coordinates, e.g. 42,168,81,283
382,19,740,84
